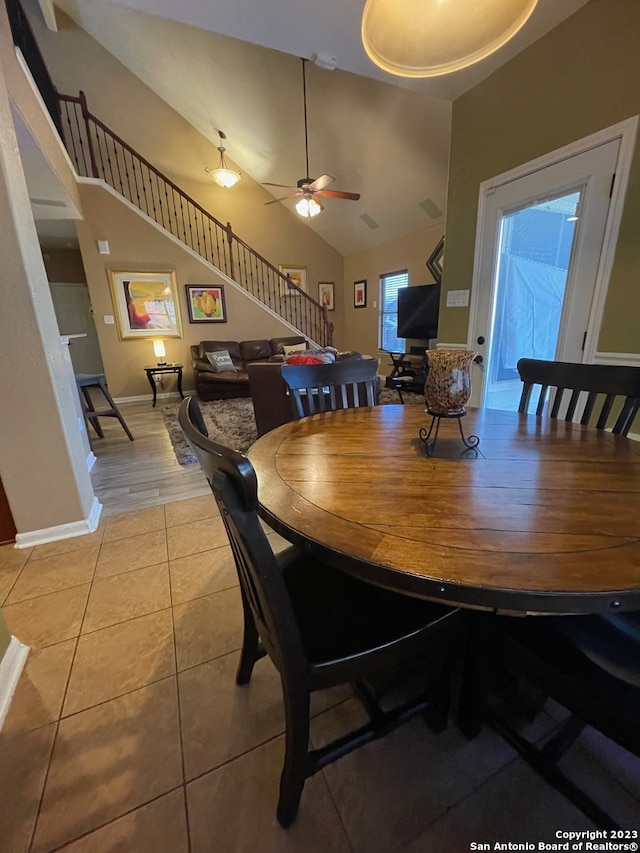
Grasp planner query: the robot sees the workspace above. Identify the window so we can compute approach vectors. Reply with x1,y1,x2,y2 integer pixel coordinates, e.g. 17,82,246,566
379,269,408,351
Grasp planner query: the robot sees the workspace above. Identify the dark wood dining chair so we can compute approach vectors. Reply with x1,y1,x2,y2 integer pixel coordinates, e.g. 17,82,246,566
178,396,461,827
516,357,640,434
491,358,640,827
281,358,379,419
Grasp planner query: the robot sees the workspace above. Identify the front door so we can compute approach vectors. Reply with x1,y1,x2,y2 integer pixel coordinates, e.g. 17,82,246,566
469,138,621,410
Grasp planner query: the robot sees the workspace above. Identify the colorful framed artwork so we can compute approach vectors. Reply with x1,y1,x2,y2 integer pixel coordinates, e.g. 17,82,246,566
354,279,367,308
427,236,445,284
318,282,335,311
185,285,227,323
279,264,308,297
108,270,182,339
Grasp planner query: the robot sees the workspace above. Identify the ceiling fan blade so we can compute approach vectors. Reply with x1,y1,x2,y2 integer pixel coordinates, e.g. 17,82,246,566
264,192,301,205
262,182,299,190
309,174,335,191
316,189,361,201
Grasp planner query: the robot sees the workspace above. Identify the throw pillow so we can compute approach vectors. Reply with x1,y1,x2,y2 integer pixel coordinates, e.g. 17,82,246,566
205,350,237,372
282,343,306,357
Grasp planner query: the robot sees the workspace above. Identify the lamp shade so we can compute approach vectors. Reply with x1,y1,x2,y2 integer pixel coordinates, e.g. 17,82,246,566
295,196,322,218
361,0,539,78
153,340,166,361
207,142,241,188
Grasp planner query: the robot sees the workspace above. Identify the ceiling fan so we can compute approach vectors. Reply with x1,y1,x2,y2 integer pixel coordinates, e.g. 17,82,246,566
263,58,361,217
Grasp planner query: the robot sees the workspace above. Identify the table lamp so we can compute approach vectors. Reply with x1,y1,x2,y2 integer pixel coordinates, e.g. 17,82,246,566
153,340,167,365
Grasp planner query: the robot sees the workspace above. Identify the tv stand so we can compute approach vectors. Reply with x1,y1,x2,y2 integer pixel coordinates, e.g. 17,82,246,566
384,351,427,402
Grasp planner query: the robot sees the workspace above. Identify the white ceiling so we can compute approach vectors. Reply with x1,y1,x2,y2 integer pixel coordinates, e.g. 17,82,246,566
30,0,589,254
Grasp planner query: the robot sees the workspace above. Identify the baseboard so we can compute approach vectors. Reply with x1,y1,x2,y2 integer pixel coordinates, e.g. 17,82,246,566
14,496,103,549
87,451,97,472
113,390,195,405
0,637,30,731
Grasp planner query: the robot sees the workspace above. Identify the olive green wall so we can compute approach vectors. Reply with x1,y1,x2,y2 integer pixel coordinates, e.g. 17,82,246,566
441,0,640,353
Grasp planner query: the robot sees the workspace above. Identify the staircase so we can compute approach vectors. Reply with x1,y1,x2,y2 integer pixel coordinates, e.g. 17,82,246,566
56,92,333,347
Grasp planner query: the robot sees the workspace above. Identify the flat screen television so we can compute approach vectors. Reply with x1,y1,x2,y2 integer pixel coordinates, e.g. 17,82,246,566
397,283,441,340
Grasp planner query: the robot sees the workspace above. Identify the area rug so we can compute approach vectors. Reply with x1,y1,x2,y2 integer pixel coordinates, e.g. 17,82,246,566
163,389,425,465
162,398,258,465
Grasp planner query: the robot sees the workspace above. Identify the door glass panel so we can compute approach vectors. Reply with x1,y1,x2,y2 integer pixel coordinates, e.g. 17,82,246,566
484,190,581,412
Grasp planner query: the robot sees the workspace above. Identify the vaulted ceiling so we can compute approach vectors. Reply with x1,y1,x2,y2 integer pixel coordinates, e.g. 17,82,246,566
35,0,589,254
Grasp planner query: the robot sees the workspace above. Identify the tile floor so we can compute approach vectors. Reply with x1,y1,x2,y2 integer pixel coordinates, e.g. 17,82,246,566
1,495,639,853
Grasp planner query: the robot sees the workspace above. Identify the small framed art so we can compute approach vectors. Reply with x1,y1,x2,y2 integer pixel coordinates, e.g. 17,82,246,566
354,279,367,308
427,236,445,284
279,264,308,297
318,282,335,311
108,269,182,339
185,285,227,323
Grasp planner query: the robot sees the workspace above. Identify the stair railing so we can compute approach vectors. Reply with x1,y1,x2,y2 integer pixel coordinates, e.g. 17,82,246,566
56,91,333,347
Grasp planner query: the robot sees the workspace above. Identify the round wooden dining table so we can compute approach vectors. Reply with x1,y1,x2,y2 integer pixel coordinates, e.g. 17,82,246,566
247,404,640,616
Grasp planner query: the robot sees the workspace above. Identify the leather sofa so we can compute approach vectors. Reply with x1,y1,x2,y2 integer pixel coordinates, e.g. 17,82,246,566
191,337,306,401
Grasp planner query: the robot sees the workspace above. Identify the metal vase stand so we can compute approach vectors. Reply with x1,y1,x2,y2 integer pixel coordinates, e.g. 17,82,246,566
419,408,480,457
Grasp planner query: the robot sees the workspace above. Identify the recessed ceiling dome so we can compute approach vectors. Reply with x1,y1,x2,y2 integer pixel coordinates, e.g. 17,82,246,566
361,0,539,78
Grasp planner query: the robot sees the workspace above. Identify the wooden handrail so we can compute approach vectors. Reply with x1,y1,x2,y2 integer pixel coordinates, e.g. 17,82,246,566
56,91,333,346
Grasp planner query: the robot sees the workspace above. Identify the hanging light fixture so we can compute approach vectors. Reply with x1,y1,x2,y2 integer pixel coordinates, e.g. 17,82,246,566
295,195,323,218
206,130,241,188
361,0,539,78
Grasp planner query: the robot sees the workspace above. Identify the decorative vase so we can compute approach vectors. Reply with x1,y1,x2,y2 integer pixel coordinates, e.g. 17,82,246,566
424,349,477,416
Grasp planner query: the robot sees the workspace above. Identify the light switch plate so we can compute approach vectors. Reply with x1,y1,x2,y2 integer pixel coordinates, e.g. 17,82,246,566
104,315,115,324
446,289,470,307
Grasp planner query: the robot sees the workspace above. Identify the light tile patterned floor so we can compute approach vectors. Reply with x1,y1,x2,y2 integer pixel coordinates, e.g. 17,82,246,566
1,496,639,852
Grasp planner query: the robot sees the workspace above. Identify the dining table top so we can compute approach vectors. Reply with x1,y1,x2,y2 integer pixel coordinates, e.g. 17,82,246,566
247,405,640,615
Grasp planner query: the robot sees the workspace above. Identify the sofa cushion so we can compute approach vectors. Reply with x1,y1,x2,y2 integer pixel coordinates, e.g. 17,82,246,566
199,340,243,364
240,339,272,362
205,350,237,372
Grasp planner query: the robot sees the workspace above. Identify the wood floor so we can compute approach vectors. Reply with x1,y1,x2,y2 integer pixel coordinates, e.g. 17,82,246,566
89,396,211,517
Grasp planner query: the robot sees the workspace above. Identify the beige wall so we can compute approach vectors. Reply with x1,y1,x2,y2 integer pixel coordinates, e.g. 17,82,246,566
77,184,297,398
342,226,444,367
0,1,95,540
441,0,640,352
27,8,344,319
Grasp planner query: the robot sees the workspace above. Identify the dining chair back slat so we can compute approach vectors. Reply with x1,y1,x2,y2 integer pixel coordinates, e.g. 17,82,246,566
281,359,379,420
517,358,640,435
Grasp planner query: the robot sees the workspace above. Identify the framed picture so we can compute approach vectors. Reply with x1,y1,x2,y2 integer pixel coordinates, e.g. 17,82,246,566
427,236,445,284
108,270,182,339
185,285,227,323
318,282,335,311
354,279,367,308
279,264,307,297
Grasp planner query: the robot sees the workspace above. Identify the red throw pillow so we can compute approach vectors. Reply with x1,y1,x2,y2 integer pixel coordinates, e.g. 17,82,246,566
286,354,324,365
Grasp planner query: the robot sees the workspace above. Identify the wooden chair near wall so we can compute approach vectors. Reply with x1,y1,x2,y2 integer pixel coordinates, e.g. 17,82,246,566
178,396,461,827
491,357,640,828
280,358,379,420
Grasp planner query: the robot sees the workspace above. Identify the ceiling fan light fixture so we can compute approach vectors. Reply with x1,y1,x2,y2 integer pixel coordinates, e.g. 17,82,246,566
361,0,539,78
295,196,322,218
207,130,241,188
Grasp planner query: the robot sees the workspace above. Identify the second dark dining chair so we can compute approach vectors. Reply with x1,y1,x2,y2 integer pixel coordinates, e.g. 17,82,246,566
516,357,640,434
491,358,640,827
178,396,461,828
281,358,379,419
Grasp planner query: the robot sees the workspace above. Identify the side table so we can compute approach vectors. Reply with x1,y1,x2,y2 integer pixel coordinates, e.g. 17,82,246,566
144,363,184,407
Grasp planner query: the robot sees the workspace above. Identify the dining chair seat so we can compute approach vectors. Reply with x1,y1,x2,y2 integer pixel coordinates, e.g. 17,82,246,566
179,396,461,827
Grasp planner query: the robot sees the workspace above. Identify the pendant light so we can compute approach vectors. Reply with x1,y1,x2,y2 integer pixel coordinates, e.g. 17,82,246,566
206,130,241,188
361,0,539,78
